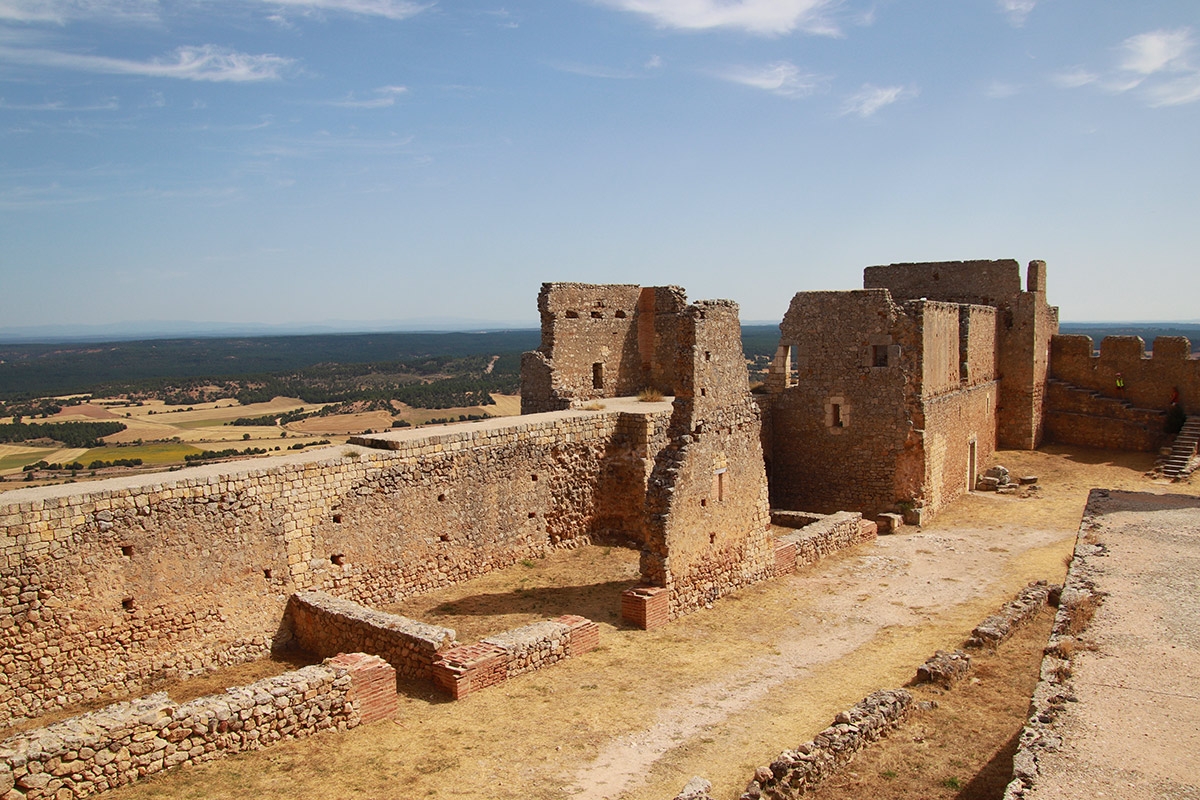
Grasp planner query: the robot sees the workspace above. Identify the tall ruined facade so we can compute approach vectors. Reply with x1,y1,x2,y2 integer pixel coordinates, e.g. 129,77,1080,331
522,284,773,617
763,260,1058,519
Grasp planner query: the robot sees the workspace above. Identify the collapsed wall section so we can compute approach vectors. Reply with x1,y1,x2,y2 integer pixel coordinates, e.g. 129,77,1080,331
0,407,670,729
640,301,773,617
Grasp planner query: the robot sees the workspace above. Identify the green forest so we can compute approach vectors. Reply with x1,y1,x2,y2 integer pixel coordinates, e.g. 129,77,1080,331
0,421,126,448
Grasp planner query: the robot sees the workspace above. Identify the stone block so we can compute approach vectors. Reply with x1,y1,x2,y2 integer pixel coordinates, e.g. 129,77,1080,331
876,513,903,534
915,649,971,688
621,586,670,630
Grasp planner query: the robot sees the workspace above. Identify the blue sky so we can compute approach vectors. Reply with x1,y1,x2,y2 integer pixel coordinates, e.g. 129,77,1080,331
1,0,1198,333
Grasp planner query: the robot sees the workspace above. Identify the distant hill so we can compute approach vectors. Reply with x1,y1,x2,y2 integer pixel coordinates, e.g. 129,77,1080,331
1058,322,1200,349
0,330,541,400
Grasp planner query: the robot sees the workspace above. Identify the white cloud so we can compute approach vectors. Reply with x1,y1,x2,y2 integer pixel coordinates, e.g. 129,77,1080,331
1050,66,1097,89
1145,72,1200,107
0,96,119,110
997,0,1035,27
717,61,827,98
986,80,1019,98
254,0,428,20
1051,28,1200,107
0,44,294,81
593,0,841,37
1118,28,1192,75
325,84,408,107
0,0,158,25
839,83,915,117
645,54,662,69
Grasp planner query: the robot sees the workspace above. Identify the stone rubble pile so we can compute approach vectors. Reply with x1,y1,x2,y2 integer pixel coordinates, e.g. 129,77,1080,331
916,649,972,688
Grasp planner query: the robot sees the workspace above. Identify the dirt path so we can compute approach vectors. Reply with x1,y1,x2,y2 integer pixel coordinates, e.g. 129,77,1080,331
105,446,1196,800
1025,490,1200,799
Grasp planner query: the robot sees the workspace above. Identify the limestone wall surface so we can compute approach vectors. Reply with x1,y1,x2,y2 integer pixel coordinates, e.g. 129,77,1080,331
521,283,688,413
865,259,1023,307
766,289,918,516
0,406,670,728
0,653,394,800
639,301,774,618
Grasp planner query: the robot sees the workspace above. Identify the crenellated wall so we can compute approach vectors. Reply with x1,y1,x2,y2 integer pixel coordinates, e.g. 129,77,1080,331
1049,334,1200,412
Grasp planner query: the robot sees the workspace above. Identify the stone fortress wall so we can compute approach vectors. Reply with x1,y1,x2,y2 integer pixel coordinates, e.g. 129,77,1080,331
1045,333,1200,451
761,260,1054,518
0,408,671,729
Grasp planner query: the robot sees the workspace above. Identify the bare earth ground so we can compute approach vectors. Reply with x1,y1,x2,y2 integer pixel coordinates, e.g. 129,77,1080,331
57,446,1197,800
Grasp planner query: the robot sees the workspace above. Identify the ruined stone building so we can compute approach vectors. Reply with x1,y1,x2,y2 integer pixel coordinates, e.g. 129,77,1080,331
760,260,1058,519
0,262,1114,747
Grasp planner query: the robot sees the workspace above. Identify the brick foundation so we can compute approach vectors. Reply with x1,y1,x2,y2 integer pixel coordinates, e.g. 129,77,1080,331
326,652,398,724
621,585,670,630
431,643,508,699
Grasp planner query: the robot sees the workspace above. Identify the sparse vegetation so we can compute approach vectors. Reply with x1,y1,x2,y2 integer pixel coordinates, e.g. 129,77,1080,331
637,387,665,402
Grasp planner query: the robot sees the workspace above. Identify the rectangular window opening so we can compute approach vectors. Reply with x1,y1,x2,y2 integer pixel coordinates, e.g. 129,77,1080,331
592,362,604,390
788,344,799,386
872,345,889,368
832,403,844,428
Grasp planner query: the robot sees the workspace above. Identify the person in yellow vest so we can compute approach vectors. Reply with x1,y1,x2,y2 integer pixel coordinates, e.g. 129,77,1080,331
1115,372,1125,397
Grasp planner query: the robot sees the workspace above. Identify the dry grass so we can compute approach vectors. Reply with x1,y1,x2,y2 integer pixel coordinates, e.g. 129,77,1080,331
1063,592,1103,636
59,445,1200,800
810,606,1057,800
637,387,665,402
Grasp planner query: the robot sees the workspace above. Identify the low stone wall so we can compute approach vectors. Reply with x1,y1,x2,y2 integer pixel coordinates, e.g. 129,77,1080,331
287,591,456,681
967,580,1058,649
0,653,394,800
1002,497,1108,800
432,614,599,699
775,511,871,573
739,690,913,800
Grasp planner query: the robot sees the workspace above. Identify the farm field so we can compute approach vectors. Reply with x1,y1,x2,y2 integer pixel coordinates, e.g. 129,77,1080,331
0,393,521,489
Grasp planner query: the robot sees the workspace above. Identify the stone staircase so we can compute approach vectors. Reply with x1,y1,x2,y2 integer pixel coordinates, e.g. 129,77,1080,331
1163,416,1200,478
1044,378,1167,452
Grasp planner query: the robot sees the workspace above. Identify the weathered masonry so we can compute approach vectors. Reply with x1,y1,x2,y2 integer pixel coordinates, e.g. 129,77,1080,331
0,284,782,730
1045,333,1200,452
521,284,774,617
0,409,674,728
761,260,1058,519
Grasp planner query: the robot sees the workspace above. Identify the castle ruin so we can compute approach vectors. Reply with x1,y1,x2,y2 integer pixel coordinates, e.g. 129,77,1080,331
3,258,1198,795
